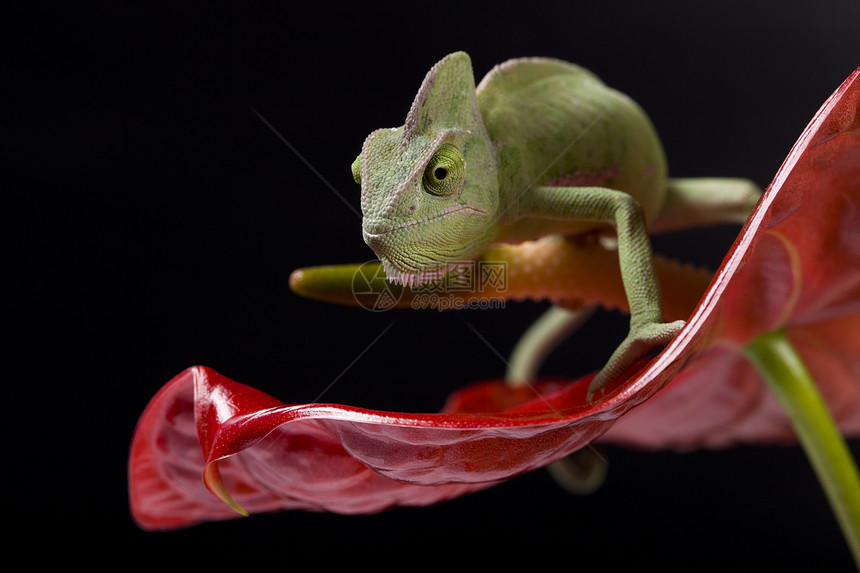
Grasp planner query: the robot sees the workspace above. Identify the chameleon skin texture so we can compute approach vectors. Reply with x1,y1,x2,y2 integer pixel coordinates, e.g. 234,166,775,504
353,52,714,395
357,54,499,286
477,57,666,236
356,52,667,285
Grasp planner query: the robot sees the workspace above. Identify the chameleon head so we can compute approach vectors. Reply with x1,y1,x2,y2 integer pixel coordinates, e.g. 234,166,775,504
352,52,500,288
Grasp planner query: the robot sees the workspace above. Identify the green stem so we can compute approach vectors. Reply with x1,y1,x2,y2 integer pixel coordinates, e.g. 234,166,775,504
744,329,860,568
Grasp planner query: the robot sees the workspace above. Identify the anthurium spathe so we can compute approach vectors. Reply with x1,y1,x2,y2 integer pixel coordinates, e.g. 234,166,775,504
129,67,860,534
601,66,860,450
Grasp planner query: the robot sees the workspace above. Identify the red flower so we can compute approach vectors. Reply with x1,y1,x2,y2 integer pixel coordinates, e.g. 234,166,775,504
129,66,860,531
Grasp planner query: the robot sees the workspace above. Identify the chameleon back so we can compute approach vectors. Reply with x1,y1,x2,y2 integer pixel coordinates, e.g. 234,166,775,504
475,58,668,224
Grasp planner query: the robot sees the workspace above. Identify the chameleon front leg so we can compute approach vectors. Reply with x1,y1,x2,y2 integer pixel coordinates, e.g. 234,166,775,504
511,185,685,399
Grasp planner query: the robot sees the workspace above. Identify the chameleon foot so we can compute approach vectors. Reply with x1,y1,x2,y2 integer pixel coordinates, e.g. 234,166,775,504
587,319,685,400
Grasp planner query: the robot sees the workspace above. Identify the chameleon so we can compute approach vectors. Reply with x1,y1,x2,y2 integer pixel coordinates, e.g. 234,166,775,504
350,51,760,398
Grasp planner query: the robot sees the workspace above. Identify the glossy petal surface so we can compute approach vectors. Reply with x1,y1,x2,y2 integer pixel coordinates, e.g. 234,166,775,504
602,65,860,449
129,67,860,530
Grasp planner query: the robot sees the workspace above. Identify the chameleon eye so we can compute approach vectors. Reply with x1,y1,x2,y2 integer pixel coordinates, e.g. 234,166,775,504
351,154,362,184
422,144,465,197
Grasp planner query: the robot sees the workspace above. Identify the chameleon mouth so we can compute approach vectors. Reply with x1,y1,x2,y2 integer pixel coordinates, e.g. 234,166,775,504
379,259,454,288
362,205,486,237
363,205,489,287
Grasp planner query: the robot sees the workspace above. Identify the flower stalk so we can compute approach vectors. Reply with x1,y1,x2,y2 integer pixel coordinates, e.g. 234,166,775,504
744,329,860,568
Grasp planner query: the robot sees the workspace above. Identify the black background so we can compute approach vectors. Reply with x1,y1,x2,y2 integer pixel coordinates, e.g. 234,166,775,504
6,1,860,568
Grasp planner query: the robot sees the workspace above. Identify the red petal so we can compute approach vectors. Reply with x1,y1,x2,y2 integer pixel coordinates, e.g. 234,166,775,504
130,67,860,529
128,366,601,530
603,66,860,448
131,361,662,529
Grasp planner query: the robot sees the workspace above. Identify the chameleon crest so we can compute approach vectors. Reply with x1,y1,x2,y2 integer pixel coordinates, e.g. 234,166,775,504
353,53,500,287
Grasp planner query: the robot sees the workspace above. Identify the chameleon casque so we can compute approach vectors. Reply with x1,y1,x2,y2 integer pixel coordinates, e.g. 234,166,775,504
351,51,760,398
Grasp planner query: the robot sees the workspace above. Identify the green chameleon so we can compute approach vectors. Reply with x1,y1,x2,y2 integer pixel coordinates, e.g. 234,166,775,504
350,51,760,399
